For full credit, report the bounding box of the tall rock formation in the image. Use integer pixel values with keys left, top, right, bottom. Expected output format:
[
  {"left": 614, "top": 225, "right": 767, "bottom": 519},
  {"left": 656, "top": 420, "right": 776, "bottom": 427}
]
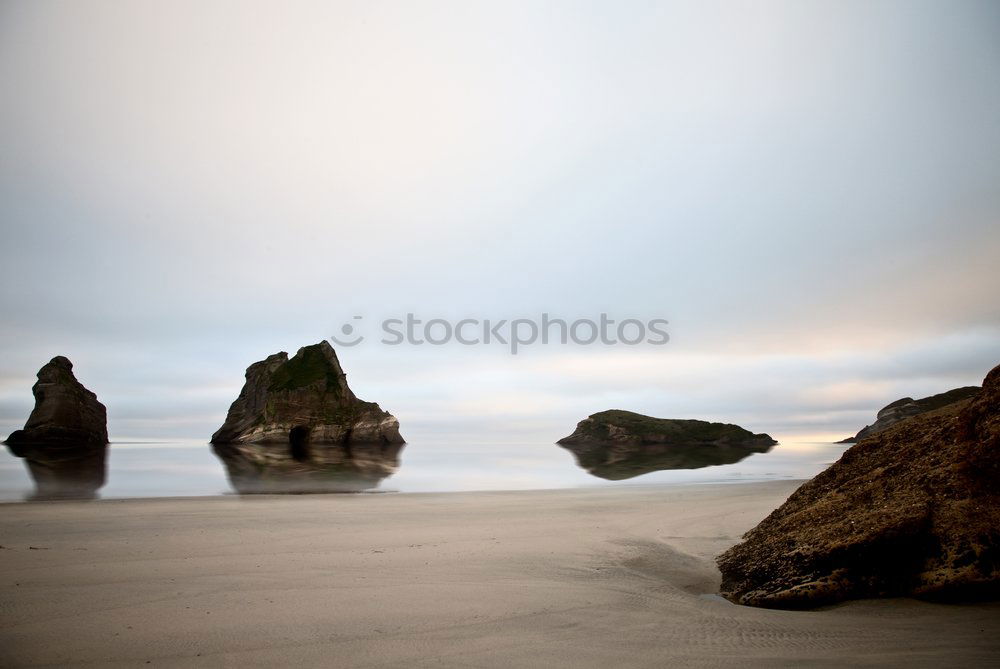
[
  {"left": 210, "top": 341, "right": 404, "bottom": 493},
  {"left": 4, "top": 356, "right": 109, "bottom": 499}
]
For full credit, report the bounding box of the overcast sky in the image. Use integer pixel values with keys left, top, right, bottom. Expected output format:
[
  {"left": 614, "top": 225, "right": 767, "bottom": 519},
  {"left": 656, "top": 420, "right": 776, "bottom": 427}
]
[{"left": 1, "top": 0, "right": 998, "bottom": 442}]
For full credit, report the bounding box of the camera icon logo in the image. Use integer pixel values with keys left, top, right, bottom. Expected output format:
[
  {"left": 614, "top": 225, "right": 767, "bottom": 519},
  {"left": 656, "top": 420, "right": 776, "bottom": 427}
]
[{"left": 329, "top": 316, "right": 364, "bottom": 347}]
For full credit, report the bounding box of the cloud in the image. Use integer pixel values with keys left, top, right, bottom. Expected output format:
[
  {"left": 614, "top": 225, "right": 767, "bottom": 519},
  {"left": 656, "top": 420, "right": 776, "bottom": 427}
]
[{"left": 0, "top": 1, "right": 998, "bottom": 443}]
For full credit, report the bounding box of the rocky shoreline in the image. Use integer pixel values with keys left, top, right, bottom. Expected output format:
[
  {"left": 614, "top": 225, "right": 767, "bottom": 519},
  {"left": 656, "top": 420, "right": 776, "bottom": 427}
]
[{"left": 718, "top": 364, "right": 1000, "bottom": 608}]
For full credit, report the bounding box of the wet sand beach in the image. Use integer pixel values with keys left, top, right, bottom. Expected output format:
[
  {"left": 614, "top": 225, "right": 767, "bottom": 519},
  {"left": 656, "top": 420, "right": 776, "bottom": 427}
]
[{"left": 2, "top": 481, "right": 998, "bottom": 667}]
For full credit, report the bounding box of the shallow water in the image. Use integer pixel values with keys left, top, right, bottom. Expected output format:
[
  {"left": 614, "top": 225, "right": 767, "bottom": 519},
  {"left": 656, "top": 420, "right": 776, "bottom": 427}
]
[{"left": 0, "top": 436, "right": 851, "bottom": 502}]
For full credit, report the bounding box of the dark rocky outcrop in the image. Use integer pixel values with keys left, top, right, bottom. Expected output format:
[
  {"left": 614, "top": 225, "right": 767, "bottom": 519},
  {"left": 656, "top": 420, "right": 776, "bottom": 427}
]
[
  {"left": 839, "top": 386, "right": 980, "bottom": 443},
  {"left": 557, "top": 410, "right": 776, "bottom": 480},
  {"left": 717, "top": 364, "right": 1000, "bottom": 609},
  {"left": 210, "top": 341, "right": 404, "bottom": 493},
  {"left": 4, "top": 356, "right": 109, "bottom": 499}
]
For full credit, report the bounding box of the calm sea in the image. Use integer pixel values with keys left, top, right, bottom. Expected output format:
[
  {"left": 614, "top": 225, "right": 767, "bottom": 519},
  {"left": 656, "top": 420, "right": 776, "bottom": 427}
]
[{"left": 0, "top": 436, "right": 851, "bottom": 502}]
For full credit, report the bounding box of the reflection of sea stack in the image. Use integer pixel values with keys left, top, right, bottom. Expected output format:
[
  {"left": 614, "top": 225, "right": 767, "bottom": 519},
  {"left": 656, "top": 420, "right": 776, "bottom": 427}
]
[
  {"left": 557, "top": 410, "right": 776, "bottom": 480},
  {"left": 4, "top": 356, "right": 109, "bottom": 499},
  {"left": 210, "top": 341, "right": 404, "bottom": 493},
  {"left": 718, "top": 363, "right": 1000, "bottom": 609}
]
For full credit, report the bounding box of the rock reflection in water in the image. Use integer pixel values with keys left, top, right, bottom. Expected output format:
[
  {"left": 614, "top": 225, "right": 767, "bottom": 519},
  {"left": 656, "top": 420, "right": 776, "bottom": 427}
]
[
  {"left": 4, "top": 355, "right": 109, "bottom": 500},
  {"left": 559, "top": 441, "right": 775, "bottom": 481},
  {"left": 212, "top": 440, "right": 404, "bottom": 494},
  {"left": 557, "top": 411, "right": 777, "bottom": 481},
  {"left": 5, "top": 442, "right": 106, "bottom": 500}
]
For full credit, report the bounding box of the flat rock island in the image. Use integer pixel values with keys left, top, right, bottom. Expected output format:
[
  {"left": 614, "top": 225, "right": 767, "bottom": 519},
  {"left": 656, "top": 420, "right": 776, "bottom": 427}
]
[
  {"left": 557, "top": 410, "right": 776, "bottom": 480},
  {"left": 210, "top": 341, "right": 404, "bottom": 493}
]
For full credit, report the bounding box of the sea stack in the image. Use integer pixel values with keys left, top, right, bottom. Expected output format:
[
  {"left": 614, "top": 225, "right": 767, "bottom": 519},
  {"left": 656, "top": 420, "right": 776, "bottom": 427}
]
[
  {"left": 4, "top": 356, "right": 109, "bottom": 499},
  {"left": 210, "top": 341, "right": 404, "bottom": 493},
  {"left": 717, "top": 363, "right": 1000, "bottom": 609},
  {"left": 557, "top": 410, "right": 776, "bottom": 480}
]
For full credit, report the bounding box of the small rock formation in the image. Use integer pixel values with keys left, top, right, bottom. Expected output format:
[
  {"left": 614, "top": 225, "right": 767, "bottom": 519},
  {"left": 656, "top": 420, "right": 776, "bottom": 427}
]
[
  {"left": 4, "top": 356, "right": 109, "bottom": 499},
  {"left": 557, "top": 410, "right": 776, "bottom": 480},
  {"left": 210, "top": 341, "right": 405, "bottom": 493},
  {"left": 839, "top": 386, "right": 980, "bottom": 443},
  {"left": 717, "top": 363, "right": 1000, "bottom": 609}
]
